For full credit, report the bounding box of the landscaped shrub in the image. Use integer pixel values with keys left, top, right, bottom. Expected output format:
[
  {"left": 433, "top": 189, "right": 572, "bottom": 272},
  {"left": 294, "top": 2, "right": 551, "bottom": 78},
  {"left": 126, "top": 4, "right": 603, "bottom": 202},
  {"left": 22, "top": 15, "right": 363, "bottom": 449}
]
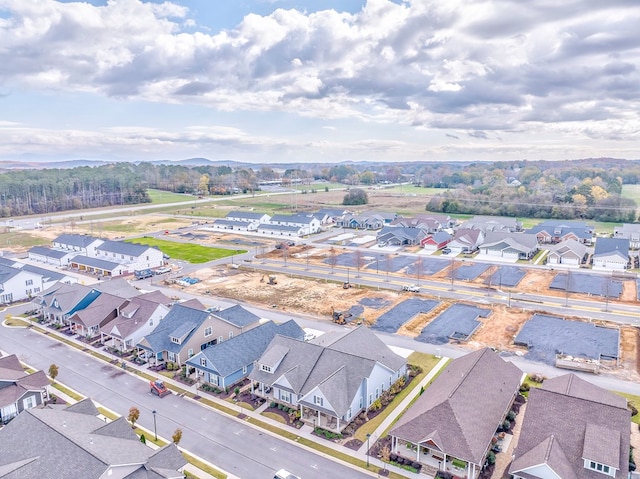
[
  {"left": 628, "top": 403, "right": 638, "bottom": 417},
  {"left": 269, "top": 401, "right": 276, "bottom": 408},
  {"left": 507, "top": 410, "right": 517, "bottom": 421},
  {"left": 519, "top": 383, "right": 530, "bottom": 392},
  {"left": 502, "top": 419, "right": 511, "bottom": 430},
  {"left": 390, "top": 453, "right": 398, "bottom": 462},
  {"left": 486, "top": 451, "right": 496, "bottom": 466},
  {"left": 370, "top": 398, "right": 383, "bottom": 411}
]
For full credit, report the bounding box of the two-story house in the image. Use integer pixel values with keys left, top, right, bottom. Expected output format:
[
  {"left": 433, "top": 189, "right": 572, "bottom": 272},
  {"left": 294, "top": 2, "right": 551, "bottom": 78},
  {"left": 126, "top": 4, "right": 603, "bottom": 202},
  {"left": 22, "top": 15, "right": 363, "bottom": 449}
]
[
  {"left": 186, "top": 319, "right": 304, "bottom": 390},
  {"left": 0, "top": 264, "right": 44, "bottom": 304},
  {"left": 0, "top": 354, "right": 50, "bottom": 424},
  {"left": 137, "top": 303, "right": 261, "bottom": 366},
  {"left": 249, "top": 326, "right": 407, "bottom": 433}
]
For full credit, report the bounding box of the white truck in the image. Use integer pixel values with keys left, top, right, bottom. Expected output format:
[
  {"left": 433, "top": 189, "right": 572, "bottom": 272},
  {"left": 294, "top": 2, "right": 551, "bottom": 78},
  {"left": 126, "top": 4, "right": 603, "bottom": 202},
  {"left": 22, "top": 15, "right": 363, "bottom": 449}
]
[{"left": 402, "top": 284, "right": 420, "bottom": 292}]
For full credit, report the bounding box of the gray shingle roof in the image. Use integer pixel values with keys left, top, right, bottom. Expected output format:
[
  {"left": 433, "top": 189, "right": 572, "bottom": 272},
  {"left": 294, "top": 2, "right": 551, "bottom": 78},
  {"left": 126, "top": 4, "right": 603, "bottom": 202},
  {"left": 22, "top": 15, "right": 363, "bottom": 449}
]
[
  {"left": 0, "top": 400, "right": 185, "bottom": 479},
  {"left": 510, "top": 374, "right": 630, "bottom": 479},
  {"left": 186, "top": 320, "right": 304, "bottom": 377},
  {"left": 389, "top": 348, "right": 522, "bottom": 465},
  {"left": 214, "top": 304, "right": 261, "bottom": 328},
  {"left": 0, "top": 264, "right": 22, "bottom": 283},
  {"left": 226, "top": 210, "right": 266, "bottom": 220},
  {"left": 71, "top": 255, "right": 121, "bottom": 271},
  {"left": 20, "top": 264, "right": 66, "bottom": 282},
  {"left": 97, "top": 240, "right": 153, "bottom": 257},
  {"left": 54, "top": 234, "right": 100, "bottom": 248},
  {"left": 138, "top": 304, "right": 209, "bottom": 354},
  {"left": 250, "top": 326, "right": 406, "bottom": 417},
  {"left": 594, "top": 237, "right": 630, "bottom": 257},
  {"left": 29, "top": 246, "right": 70, "bottom": 259}
]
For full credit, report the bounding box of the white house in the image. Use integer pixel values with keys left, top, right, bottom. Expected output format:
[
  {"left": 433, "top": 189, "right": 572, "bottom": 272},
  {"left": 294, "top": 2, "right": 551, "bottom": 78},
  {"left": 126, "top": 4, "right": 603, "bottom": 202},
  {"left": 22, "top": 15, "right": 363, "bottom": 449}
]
[
  {"left": 0, "top": 264, "right": 43, "bottom": 304},
  {"left": 614, "top": 223, "right": 640, "bottom": 249},
  {"left": 249, "top": 326, "right": 407, "bottom": 432},
  {"left": 52, "top": 234, "right": 103, "bottom": 256},
  {"left": 27, "top": 246, "right": 75, "bottom": 267},
  {"left": 267, "top": 214, "right": 321, "bottom": 235},
  {"left": 94, "top": 240, "right": 164, "bottom": 272},
  {"left": 592, "top": 238, "right": 629, "bottom": 271}
]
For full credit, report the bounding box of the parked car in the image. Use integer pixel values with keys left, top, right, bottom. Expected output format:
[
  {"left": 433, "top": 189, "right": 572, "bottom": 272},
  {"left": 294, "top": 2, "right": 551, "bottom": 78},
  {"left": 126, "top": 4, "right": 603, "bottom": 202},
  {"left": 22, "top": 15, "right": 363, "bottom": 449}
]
[
  {"left": 134, "top": 269, "right": 154, "bottom": 280},
  {"left": 442, "top": 247, "right": 451, "bottom": 254},
  {"left": 155, "top": 266, "right": 171, "bottom": 275},
  {"left": 274, "top": 470, "right": 300, "bottom": 479}
]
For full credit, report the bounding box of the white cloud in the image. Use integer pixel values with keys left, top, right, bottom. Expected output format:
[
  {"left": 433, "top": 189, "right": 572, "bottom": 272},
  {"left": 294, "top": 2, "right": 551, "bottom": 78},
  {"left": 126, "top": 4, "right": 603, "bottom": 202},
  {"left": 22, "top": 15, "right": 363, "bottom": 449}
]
[{"left": 0, "top": 0, "right": 639, "bottom": 161}]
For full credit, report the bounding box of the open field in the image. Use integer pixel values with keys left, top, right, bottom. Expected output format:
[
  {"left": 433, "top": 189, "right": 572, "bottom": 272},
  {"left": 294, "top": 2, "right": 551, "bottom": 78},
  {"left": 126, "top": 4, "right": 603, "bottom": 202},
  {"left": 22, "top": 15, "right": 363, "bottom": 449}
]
[
  {"left": 147, "top": 189, "right": 198, "bottom": 204},
  {"left": 126, "top": 236, "right": 246, "bottom": 263}
]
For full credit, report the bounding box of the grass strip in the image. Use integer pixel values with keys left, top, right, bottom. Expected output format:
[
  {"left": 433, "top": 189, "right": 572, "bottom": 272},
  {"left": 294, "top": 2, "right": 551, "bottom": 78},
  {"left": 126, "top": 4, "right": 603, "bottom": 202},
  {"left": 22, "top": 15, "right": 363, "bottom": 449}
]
[
  {"left": 354, "top": 353, "right": 442, "bottom": 442},
  {"left": 182, "top": 453, "right": 227, "bottom": 479},
  {"left": 52, "top": 382, "right": 84, "bottom": 401}
]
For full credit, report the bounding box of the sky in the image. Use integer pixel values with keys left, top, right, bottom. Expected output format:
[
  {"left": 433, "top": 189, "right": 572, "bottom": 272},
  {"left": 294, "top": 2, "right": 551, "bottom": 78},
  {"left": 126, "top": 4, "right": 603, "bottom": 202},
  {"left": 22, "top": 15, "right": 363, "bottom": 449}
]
[{"left": 0, "top": 0, "right": 639, "bottom": 165}]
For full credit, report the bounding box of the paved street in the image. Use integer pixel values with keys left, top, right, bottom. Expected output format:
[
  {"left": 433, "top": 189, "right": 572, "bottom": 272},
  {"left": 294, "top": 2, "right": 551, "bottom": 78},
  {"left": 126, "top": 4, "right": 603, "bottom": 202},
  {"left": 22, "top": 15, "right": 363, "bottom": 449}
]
[{"left": 0, "top": 315, "right": 373, "bottom": 479}]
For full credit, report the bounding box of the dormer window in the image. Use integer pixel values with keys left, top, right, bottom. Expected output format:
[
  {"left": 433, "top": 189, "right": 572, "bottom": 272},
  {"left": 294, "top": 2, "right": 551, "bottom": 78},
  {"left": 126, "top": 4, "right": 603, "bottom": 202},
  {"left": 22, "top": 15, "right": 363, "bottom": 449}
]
[
  {"left": 200, "top": 358, "right": 206, "bottom": 367},
  {"left": 585, "top": 461, "right": 612, "bottom": 476},
  {"left": 260, "top": 364, "right": 272, "bottom": 373},
  {"left": 170, "top": 336, "right": 180, "bottom": 344}
]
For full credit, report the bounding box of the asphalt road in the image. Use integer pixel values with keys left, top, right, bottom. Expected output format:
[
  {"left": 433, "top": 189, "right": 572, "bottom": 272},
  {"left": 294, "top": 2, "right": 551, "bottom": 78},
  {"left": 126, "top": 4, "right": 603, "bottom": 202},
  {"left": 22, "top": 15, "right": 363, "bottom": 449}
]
[{"left": 0, "top": 311, "right": 371, "bottom": 479}]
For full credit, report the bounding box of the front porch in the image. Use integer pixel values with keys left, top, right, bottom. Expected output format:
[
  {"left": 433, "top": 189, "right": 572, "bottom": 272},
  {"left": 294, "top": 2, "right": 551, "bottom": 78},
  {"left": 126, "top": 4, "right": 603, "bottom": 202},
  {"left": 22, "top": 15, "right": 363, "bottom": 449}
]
[{"left": 391, "top": 438, "right": 479, "bottom": 479}]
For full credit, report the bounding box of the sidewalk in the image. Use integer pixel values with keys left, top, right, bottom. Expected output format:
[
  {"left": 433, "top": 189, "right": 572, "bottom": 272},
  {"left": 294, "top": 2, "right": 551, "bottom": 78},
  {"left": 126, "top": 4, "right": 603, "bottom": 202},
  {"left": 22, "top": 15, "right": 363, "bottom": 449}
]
[{"left": 12, "top": 317, "right": 451, "bottom": 479}]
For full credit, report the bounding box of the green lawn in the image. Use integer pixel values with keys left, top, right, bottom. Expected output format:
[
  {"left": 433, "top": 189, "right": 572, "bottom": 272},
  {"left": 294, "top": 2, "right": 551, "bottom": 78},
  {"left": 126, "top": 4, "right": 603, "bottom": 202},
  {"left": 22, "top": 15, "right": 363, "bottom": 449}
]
[
  {"left": 382, "top": 185, "right": 448, "bottom": 196},
  {"left": 0, "top": 230, "right": 50, "bottom": 248},
  {"left": 615, "top": 392, "right": 640, "bottom": 425},
  {"left": 147, "top": 189, "right": 197, "bottom": 204},
  {"left": 126, "top": 237, "right": 246, "bottom": 263}
]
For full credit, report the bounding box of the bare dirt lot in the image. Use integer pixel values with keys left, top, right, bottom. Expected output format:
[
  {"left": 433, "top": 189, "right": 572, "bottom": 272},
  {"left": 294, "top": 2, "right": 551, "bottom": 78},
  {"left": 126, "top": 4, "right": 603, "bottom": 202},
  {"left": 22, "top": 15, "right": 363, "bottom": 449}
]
[{"left": 166, "top": 255, "right": 640, "bottom": 381}]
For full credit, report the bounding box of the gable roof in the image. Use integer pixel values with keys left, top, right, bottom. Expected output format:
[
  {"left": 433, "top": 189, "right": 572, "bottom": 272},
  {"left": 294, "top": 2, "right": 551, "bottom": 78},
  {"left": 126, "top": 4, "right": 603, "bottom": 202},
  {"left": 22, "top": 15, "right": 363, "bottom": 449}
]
[
  {"left": 594, "top": 238, "right": 630, "bottom": 258},
  {"left": 481, "top": 232, "right": 538, "bottom": 251},
  {"left": 0, "top": 400, "right": 186, "bottom": 479},
  {"left": 225, "top": 210, "right": 267, "bottom": 220},
  {"left": 186, "top": 320, "right": 304, "bottom": 377},
  {"left": 96, "top": 240, "right": 155, "bottom": 257},
  {"left": 510, "top": 374, "right": 629, "bottom": 479},
  {"left": 67, "top": 293, "right": 126, "bottom": 329},
  {"left": 250, "top": 326, "right": 406, "bottom": 417},
  {"left": 53, "top": 234, "right": 101, "bottom": 248},
  {"left": 138, "top": 304, "right": 209, "bottom": 353},
  {"left": 389, "top": 348, "right": 522, "bottom": 465},
  {"left": 551, "top": 238, "right": 587, "bottom": 258},
  {"left": 28, "top": 246, "right": 71, "bottom": 259},
  {"left": 214, "top": 304, "right": 261, "bottom": 328},
  {"left": 0, "top": 355, "right": 49, "bottom": 409}
]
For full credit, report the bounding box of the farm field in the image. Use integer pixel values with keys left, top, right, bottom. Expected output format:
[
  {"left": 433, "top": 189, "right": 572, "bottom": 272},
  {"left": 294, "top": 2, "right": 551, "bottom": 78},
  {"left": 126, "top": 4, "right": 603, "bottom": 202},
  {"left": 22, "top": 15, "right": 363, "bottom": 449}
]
[{"left": 126, "top": 236, "right": 246, "bottom": 263}]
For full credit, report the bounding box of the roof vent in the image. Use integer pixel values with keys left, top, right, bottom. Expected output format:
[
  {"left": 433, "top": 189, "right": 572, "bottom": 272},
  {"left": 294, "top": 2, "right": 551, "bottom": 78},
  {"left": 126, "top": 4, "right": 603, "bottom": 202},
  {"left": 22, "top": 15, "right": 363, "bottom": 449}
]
[{"left": 63, "top": 421, "right": 66, "bottom": 427}]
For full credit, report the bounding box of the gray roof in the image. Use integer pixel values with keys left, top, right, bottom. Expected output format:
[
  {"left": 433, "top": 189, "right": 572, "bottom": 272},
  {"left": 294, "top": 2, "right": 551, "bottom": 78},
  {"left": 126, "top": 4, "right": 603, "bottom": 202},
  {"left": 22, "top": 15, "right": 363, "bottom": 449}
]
[
  {"left": 214, "top": 219, "right": 252, "bottom": 228},
  {"left": 258, "top": 224, "right": 301, "bottom": 232},
  {"left": 0, "top": 264, "right": 22, "bottom": 283},
  {"left": 214, "top": 304, "right": 261, "bottom": 328},
  {"left": 462, "top": 216, "right": 521, "bottom": 232},
  {"left": 138, "top": 304, "right": 209, "bottom": 354},
  {"left": 510, "top": 374, "right": 630, "bottom": 479},
  {"left": 29, "top": 246, "right": 70, "bottom": 259},
  {"left": 71, "top": 255, "right": 121, "bottom": 271},
  {"left": 97, "top": 240, "right": 154, "bottom": 257},
  {"left": 226, "top": 210, "right": 266, "bottom": 220},
  {"left": 92, "top": 278, "right": 141, "bottom": 299},
  {"left": 67, "top": 293, "right": 127, "bottom": 329},
  {"left": 428, "top": 231, "right": 453, "bottom": 243},
  {"left": 54, "top": 234, "right": 101, "bottom": 248},
  {"left": 389, "top": 348, "right": 522, "bottom": 465},
  {"left": 270, "top": 213, "right": 316, "bottom": 224},
  {"left": 0, "top": 400, "right": 186, "bottom": 479},
  {"left": 20, "top": 264, "right": 66, "bottom": 282},
  {"left": 594, "top": 237, "right": 630, "bottom": 257},
  {"left": 0, "top": 355, "right": 49, "bottom": 409},
  {"left": 481, "top": 231, "right": 539, "bottom": 252},
  {"left": 250, "top": 326, "right": 406, "bottom": 417},
  {"left": 551, "top": 239, "right": 588, "bottom": 258},
  {"left": 186, "top": 320, "right": 304, "bottom": 377},
  {"left": 37, "top": 283, "right": 95, "bottom": 314},
  {"left": 526, "top": 224, "right": 593, "bottom": 241}
]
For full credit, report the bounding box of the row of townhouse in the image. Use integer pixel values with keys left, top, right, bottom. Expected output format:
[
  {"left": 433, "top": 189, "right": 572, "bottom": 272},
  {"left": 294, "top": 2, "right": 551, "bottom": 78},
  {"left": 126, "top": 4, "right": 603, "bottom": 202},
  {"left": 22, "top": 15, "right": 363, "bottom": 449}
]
[
  {"left": 388, "top": 348, "right": 631, "bottom": 479},
  {"left": 212, "top": 210, "right": 326, "bottom": 237},
  {"left": 27, "top": 233, "right": 164, "bottom": 277}
]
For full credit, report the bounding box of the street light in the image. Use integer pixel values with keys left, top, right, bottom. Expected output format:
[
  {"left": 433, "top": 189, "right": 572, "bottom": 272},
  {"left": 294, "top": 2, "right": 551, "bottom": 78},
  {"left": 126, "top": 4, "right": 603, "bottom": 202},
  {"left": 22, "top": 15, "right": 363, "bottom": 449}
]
[
  {"left": 366, "top": 433, "right": 371, "bottom": 467},
  {"left": 152, "top": 410, "right": 157, "bottom": 441}
]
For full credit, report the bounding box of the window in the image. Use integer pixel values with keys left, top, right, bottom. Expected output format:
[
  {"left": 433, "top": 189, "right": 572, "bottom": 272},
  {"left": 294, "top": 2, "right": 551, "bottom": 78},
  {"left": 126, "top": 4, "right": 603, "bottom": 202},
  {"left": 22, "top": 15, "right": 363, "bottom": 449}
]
[
  {"left": 204, "top": 327, "right": 212, "bottom": 337},
  {"left": 168, "top": 352, "right": 176, "bottom": 361},
  {"left": 200, "top": 358, "right": 207, "bottom": 367},
  {"left": 369, "top": 394, "right": 373, "bottom": 405},
  {"left": 587, "top": 461, "right": 612, "bottom": 475},
  {"left": 242, "top": 365, "right": 247, "bottom": 374},
  {"left": 170, "top": 336, "right": 180, "bottom": 344},
  {"left": 359, "top": 397, "right": 363, "bottom": 409},
  {"left": 218, "top": 335, "right": 223, "bottom": 343},
  {"left": 314, "top": 396, "right": 323, "bottom": 406},
  {"left": 188, "top": 349, "right": 194, "bottom": 358},
  {"left": 25, "top": 279, "right": 33, "bottom": 286},
  {"left": 23, "top": 395, "right": 36, "bottom": 409},
  {"left": 261, "top": 364, "right": 272, "bottom": 373},
  {"left": 229, "top": 331, "right": 234, "bottom": 339},
  {"left": 280, "top": 391, "right": 290, "bottom": 403},
  {"left": 375, "top": 388, "right": 379, "bottom": 399}
]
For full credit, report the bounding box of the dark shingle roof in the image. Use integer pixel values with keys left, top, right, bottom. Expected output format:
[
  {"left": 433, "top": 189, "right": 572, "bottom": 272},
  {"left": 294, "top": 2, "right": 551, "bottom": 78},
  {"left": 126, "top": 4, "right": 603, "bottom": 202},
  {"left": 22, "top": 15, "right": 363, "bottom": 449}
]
[
  {"left": 54, "top": 234, "right": 100, "bottom": 248},
  {"left": 138, "top": 304, "right": 209, "bottom": 354},
  {"left": 389, "top": 348, "right": 522, "bottom": 465},
  {"left": 214, "top": 304, "right": 261, "bottom": 328},
  {"left": 0, "top": 400, "right": 186, "bottom": 479},
  {"left": 510, "top": 374, "right": 630, "bottom": 479},
  {"left": 29, "top": 246, "right": 70, "bottom": 259},
  {"left": 186, "top": 320, "right": 304, "bottom": 377},
  {"left": 97, "top": 240, "right": 152, "bottom": 257}
]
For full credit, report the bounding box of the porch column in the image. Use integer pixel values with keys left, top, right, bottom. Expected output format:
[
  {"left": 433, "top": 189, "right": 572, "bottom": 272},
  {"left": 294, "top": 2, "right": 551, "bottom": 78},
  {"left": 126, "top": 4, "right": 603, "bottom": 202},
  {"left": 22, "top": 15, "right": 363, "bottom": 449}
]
[
  {"left": 416, "top": 446, "right": 419, "bottom": 461},
  {"left": 443, "top": 453, "right": 447, "bottom": 469},
  {"left": 336, "top": 417, "right": 340, "bottom": 432}
]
